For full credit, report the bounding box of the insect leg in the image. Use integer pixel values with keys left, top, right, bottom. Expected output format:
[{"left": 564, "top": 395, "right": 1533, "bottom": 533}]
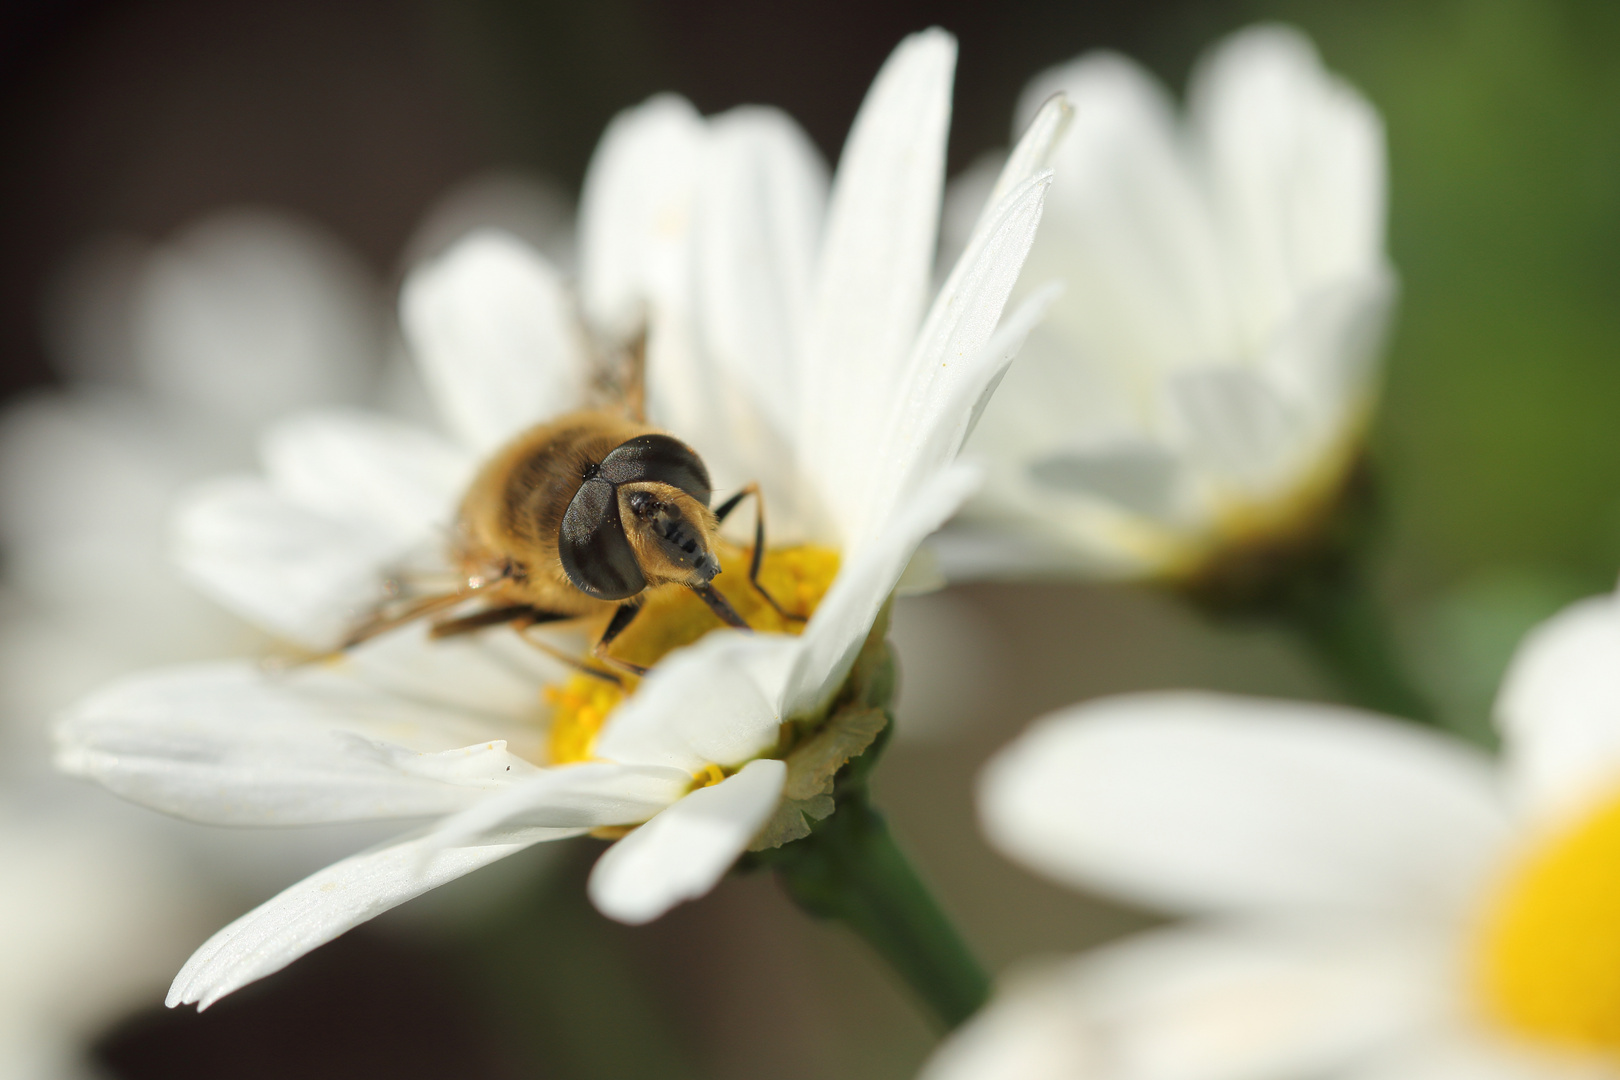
[
  {"left": 712, "top": 482, "right": 805, "bottom": 623},
  {"left": 430, "top": 604, "right": 570, "bottom": 640},
  {"left": 591, "top": 602, "right": 649, "bottom": 677},
  {"left": 691, "top": 582, "right": 751, "bottom": 630},
  {"left": 513, "top": 617, "right": 625, "bottom": 686}
]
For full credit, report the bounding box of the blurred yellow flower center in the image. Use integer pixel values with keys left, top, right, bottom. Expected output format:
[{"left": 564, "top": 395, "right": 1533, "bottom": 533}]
[
  {"left": 545, "top": 543, "right": 840, "bottom": 766},
  {"left": 1478, "top": 791, "right": 1620, "bottom": 1050}
]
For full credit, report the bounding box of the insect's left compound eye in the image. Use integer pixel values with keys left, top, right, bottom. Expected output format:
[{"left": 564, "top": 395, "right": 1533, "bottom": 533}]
[{"left": 558, "top": 476, "right": 647, "bottom": 600}]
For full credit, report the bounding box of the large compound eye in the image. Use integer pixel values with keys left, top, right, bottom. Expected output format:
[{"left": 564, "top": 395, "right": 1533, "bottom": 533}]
[
  {"left": 558, "top": 477, "right": 647, "bottom": 600},
  {"left": 595, "top": 434, "right": 712, "bottom": 507}
]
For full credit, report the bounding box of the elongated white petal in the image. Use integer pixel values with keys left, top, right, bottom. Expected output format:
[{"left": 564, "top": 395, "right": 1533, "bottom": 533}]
[
  {"left": 1190, "top": 25, "right": 1386, "bottom": 330},
  {"left": 981, "top": 692, "right": 1510, "bottom": 918},
  {"left": 1016, "top": 51, "right": 1232, "bottom": 378},
  {"left": 984, "top": 93, "right": 1071, "bottom": 213},
  {"left": 803, "top": 29, "right": 955, "bottom": 540},
  {"left": 168, "top": 824, "right": 569, "bottom": 1010},
  {"left": 687, "top": 106, "right": 825, "bottom": 441},
  {"left": 174, "top": 476, "right": 399, "bottom": 648},
  {"left": 587, "top": 758, "right": 784, "bottom": 924},
  {"left": 923, "top": 920, "right": 1447, "bottom": 1080},
  {"left": 1343, "top": 1028, "right": 1616, "bottom": 1080},
  {"left": 426, "top": 762, "right": 691, "bottom": 852},
  {"left": 55, "top": 662, "right": 533, "bottom": 824},
  {"left": 260, "top": 409, "right": 474, "bottom": 545},
  {"left": 650, "top": 106, "right": 829, "bottom": 540},
  {"left": 1496, "top": 591, "right": 1620, "bottom": 826},
  {"left": 783, "top": 463, "right": 981, "bottom": 719},
  {"left": 400, "top": 230, "right": 588, "bottom": 453},
  {"left": 593, "top": 631, "right": 784, "bottom": 772},
  {"left": 578, "top": 94, "right": 705, "bottom": 339},
  {"left": 864, "top": 173, "right": 1051, "bottom": 533}
]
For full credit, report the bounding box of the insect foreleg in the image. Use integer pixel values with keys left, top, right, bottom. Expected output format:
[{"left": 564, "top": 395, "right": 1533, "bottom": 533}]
[{"left": 712, "top": 482, "right": 805, "bottom": 623}]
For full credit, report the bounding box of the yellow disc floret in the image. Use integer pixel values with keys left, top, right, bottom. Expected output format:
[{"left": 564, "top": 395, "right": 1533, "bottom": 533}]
[
  {"left": 545, "top": 676, "right": 625, "bottom": 765},
  {"left": 604, "top": 542, "right": 839, "bottom": 672},
  {"left": 543, "top": 544, "right": 840, "bottom": 765},
  {"left": 1478, "top": 791, "right": 1620, "bottom": 1050}
]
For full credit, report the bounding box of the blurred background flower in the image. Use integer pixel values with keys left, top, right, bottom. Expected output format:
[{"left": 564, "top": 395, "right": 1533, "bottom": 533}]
[
  {"left": 927, "top": 582, "right": 1620, "bottom": 1080},
  {"left": 940, "top": 24, "right": 1391, "bottom": 584},
  {"left": 5, "top": 1, "right": 1620, "bottom": 1078}
]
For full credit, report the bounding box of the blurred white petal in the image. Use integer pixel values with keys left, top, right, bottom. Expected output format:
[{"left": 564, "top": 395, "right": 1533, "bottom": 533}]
[
  {"left": 261, "top": 409, "right": 474, "bottom": 544},
  {"left": 174, "top": 476, "right": 398, "bottom": 648},
  {"left": 579, "top": 94, "right": 706, "bottom": 339},
  {"left": 133, "top": 210, "right": 384, "bottom": 422},
  {"left": 1495, "top": 591, "right": 1620, "bottom": 826},
  {"left": 587, "top": 758, "right": 785, "bottom": 924},
  {"left": 400, "top": 230, "right": 589, "bottom": 452},
  {"left": 1344, "top": 1028, "right": 1617, "bottom": 1080},
  {"left": 959, "top": 26, "right": 1390, "bottom": 577},
  {"left": 924, "top": 921, "right": 1448, "bottom": 1080},
  {"left": 980, "top": 692, "right": 1510, "bottom": 918}
]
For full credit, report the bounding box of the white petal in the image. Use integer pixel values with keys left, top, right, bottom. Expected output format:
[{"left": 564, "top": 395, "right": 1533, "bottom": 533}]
[
  {"left": 690, "top": 106, "right": 826, "bottom": 439},
  {"left": 983, "top": 93, "right": 1072, "bottom": 229},
  {"left": 133, "top": 211, "right": 384, "bottom": 422},
  {"left": 924, "top": 920, "right": 1448, "bottom": 1080},
  {"left": 801, "top": 29, "right": 955, "bottom": 538},
  {"left": 399, "top": 230, "right": 588, "bottom": 453},
  {"left": 647, "top": 106, "right": 829, "bottom": 541},
  {"left": 1015, "top": 51, "right": 1232, "bottom": 380},
  {"left": 1495, "top": 591, "right": 1620, "bottom": 826},
  {"left": 1345, "top": 1028, "right": 1617, "bottom": 1080},
  {"left": 587, "top": 758, "right": 784, "bottom": 924},
  {"left": 168, "top": 823, "right": 569, "bottom": 1010},
  {"left": 260, "top": 409, "right": 474, "bottom": 545},
  {"left": 592, "top": 631, "right": 784, "bottom": 772},
  {"left": 173, "top": 476, "right": 397, "bottom": 647},
  {"left": 782, "top": 463, "right": 982, "bottom": 719},
  {"left": 1166, "top": 365, "right": 1305, "bottom": 494},
  {"left": 980, "top": 692, "right": 1510, "bottom": 918},
  {"left": 340, "top": 620, "right": 562, "bottom": 727},
  {"left": 55, "top": 661, "right": 533, "bottom": 824},
  {"left": 578, "top": 94, "right": 706, "bottom": 339},
  {"left": 860, "top": 173, "right": 1051, "bottom": 534},
  {"left": 426, "top": 762, "right": 691, "bottom": 851},
  {"left": 1190, "top": 25, "right": 1387, "bottom": 334}
]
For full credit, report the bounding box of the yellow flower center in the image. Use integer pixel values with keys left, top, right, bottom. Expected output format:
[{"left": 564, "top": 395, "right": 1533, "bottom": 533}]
[
  {"left": 1478, "top": 791, "right": 1620, "bottom": 1051},
  {"left": 545, "top": 543, "right": 840, "bottom": 766}
]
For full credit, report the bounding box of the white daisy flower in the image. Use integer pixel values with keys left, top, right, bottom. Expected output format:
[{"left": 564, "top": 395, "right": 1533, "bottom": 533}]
[
  {"left": 0, "top": 210, "right": 388, "bottom": 1074},
  {"left": 55, "top": 29, "right": 1063, "bottom": 1011},
  {"left": 937, "top": 24, "right": 1395, "bottom": 582},
  {"left": 925, "top": 584, "right": 1620, "bottom": 1080}
]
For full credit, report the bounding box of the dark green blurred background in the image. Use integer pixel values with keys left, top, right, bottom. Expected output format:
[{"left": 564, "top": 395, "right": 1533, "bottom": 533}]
[{"left": 2, "top": 1, "right": 1617, "bottom": 1076}]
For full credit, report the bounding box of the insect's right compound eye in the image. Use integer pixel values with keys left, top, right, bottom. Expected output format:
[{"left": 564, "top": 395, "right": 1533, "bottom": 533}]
[{"left": 558, "top": 477, "right": 648, "bottom": 601}]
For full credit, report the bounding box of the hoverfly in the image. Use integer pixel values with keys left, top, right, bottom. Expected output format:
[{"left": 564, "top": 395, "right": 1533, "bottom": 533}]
[{"left": 334, "top": 349, "right": 798, "bottom": 680}]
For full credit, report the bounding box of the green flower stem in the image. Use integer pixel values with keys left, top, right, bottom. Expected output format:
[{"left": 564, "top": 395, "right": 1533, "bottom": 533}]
[
  {"left": 768, "top": 793, "right": 990, "bottom": 1030},
  {"left": 1271, "top": 560, "right": 1438, "bottom": 725},
  {"left": 1184, "top": 465, "right": 1438, "bottom": 727}
]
